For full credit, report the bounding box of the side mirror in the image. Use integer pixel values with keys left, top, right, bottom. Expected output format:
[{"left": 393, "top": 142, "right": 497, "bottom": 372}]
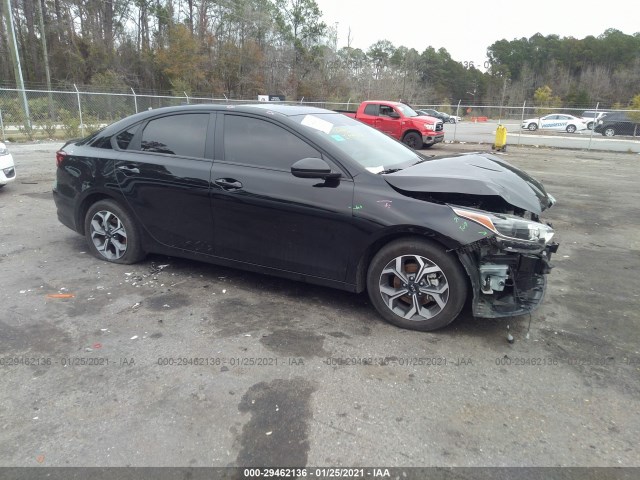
[
  {"left": 291, "top": 158, "right": 341, "bottom": 179},
  {"left": 388, "top": 111, "right": 400, "bottom": 119}
]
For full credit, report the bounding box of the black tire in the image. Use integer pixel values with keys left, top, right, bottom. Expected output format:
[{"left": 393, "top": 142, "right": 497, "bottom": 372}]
[
  {"left": 587, "top": 122, "right": 594, "bottom": 130},
  {"left": 566, "top": 124, "right": 577, "bottom": 133},
  {"left": 423, "top": 143, "right": 434, "bottom": 149},
  {"left": 528, "top": 123, "right": 538, "bottom": 131},
  {"left": 366, "top": 238, "right": 468, "bottom": 331},
  {"left": 403, "top": 132, "right": 423, "bottom": 150},
  {"left": 603, "top": 127, "right": 615, "bottom": 137},
  {"left": 84, "top": 199, "right": 145, "bottom": 264},
  {"left": 449, "top": 118, "right": 456, "bottom": 124}
]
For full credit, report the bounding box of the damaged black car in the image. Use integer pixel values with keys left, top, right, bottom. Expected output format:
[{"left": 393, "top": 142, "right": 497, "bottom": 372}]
[{"left": 53, "top": 104, "right": 558, "bottom": 331}]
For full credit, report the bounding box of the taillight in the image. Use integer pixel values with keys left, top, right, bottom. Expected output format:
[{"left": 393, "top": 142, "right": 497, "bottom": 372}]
[{"left": 55, "top": 150, "right": 67, "bottom": 167}]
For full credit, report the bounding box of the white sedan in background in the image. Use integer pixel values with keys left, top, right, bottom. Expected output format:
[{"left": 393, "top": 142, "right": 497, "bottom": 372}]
[
  {"left": 521, "top": 114, "right": 588, "bottom": 133},
  {"left": 0, "top": 142, "right": 17, "bottom": 188}
]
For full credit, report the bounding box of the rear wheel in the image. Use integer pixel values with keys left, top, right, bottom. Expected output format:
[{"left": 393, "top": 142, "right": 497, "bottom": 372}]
[
  {"left": 366, "top": 238, "right": 468, "bottom": 331},
  {"left": 84, "top": 199, "right": 145, "bottom": 264},
  {"left": 403, "top": 132, "right": 423, "bottom": 150},
  {"left": 566, "top": 124, "right": 577, "bottom": 133},
  {"left": 449, "top": 118, "right": 456, "bottom": 124},
  {"left": 528, "top": 123, "right": 538, "bottom": 131},
  {"left": 587, "top": 122, "right": 594, "bottom": 130},
  {"left": 603, "top": 127, "right": 616, "bottom": 137}
]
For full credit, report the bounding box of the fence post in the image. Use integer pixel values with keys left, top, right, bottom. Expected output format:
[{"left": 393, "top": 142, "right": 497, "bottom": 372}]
[
  {"left": 453, "top": 99, "right": 461, "bottom": 142},
  {"left": 131, "top": 87, "right": 138, "bottom": 113},
  {"left": 0, "top": 109, "right": 5, "bottom": 142},
  {"left": 587, "top": 102, "right": 599, "bottom": 151},
  {"left": 518, "top": 101, "right": 526, "bottom": 146},
  {"left": 184, "top": 91, "right": 189, "bottom": 104},
  {"left": 74, "top": 84, "right": 85, "bottom": 137}
]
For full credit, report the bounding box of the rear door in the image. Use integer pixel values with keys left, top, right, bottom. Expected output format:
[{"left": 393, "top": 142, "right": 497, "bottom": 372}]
[
  {"left": 358, "top": 103, "right": 380, "bottom": 128},
  {"left": 210, "top": 113, "right": 355, "bottom": 282},
  {"left": 113, "top": 112, "right": 216, "bottom": 253}
]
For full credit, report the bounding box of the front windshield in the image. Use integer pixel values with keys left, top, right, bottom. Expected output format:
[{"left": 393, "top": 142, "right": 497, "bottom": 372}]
[
  {"left": 395, "top": 104, "right": 419, "bottom": 117},
  {"left": 292, "top": 113, "right": 421, "bottom": 172}
]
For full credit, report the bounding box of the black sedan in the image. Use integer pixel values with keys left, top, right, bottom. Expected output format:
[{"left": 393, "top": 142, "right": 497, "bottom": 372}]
[
  {"left": 53, "top": 104, "right": 559, "bottom": 331},
  {"left": 594, "top": 112, "right": 640, "bottom": 137},
  {"left": 416, "top": 108, "right": 453, "bottom": 124}
]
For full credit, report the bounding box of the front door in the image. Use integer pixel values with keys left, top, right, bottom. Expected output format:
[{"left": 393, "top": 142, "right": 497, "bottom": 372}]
[{"left": 211, "top": 113, "right": 355, "bottom": 282}]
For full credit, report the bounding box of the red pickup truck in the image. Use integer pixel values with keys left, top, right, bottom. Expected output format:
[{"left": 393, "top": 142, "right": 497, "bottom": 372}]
[{"left": 338, "top": 100, "right": 444, "bottom": 149}]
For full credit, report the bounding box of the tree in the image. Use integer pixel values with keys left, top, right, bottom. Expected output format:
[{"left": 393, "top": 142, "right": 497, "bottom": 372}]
[
  {"left": 155, "top": 23, "right": 205, "bottom": 94},
  {"left": 533, "top": 85, "right": 561, "bottom": 115}
]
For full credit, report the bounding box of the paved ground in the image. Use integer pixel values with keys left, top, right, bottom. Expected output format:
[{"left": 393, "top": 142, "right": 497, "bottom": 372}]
[{"left": 0, "top": 141, "right": 639, "bottom": 469}]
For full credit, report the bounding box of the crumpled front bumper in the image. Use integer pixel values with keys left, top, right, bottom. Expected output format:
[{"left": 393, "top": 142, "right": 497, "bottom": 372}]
[{"left": 457, "top": 237, "right": 559, "bottom": 318}]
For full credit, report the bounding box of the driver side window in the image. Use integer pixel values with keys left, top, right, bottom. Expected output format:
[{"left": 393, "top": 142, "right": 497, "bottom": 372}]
[{"left": 379, "top": 105, "right": 396, "bottom": 117}]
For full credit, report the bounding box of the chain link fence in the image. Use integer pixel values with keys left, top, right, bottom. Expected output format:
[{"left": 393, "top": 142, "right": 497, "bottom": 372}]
[{"left": 1, "top": 87, "right": 639, "bottom": 152}]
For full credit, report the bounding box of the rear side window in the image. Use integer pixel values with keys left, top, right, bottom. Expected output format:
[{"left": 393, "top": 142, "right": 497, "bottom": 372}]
[
  {"left": 223, "top": 115, "right": 320, "bottom": 170},
  {"left": 116, "top": 124, "right": 140, "bottom": 150},
  {"left": 363, "top": 104, "right": 379, "bottom": 116},
  {"left": 138, "top": 114, "right": 209, "bottom": 158}
]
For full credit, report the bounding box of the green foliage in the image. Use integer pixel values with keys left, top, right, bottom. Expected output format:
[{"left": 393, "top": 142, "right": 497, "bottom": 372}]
[
  {"left": 534, "top": 86, "right": 562, "bottom": 115},
  {"left": 83, "top": 115, "right": 103, "bottom": 135},
  {"left": 60, "top": 110, "right": 80, "bottom": 138},
  {"left": 38, "top": 119, "right": 57, "bottom": 138},
  {"left": 18, "top": 123, "right": 35, "bottom": 141},
  {"left": 628, "top": 94, "right": 640, "bottom": 122}
]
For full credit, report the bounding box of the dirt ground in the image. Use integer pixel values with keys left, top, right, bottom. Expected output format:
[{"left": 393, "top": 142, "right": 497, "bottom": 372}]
[{"left": 0, "top": 141, "right": 638, "bottom": 471}]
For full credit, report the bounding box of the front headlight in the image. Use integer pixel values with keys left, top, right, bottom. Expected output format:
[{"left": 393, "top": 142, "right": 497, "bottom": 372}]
[
  {"left": 452, "top": 207, "right": 554, "bottom": 244},
  {"left": 0, "top": 146, "right": 8, "bottom": 156}
]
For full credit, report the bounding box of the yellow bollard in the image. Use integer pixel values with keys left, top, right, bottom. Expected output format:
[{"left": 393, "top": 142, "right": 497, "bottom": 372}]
[{"left": 493, "top": 124, "right": 507, "bottom": 152}]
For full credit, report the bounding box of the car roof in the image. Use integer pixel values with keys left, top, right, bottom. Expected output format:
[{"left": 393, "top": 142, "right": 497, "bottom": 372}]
[{"left": 96, "top": 103, "right": 334, "bottom": 137}]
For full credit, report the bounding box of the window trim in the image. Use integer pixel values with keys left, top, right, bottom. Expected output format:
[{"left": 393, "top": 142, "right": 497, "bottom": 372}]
[{"left": 110, "top": 112, "right": 215, "bottom": 161}]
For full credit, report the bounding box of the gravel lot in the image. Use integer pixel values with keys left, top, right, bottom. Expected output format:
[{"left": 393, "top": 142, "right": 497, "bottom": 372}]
[{"left": 0, "top": 141, "right": 639, "bottom": 470}]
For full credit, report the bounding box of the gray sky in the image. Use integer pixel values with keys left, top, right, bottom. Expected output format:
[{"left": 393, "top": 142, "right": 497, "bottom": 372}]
[{"left": 315, "top": 0, "right": 639, "bottom": 69}]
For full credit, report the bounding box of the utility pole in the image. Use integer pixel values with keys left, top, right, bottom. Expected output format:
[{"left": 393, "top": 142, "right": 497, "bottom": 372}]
[
  {"left": 35, "top": 0, "right": 54, "bottom": 118},
  {"left": 3, "top": 0, "right": 31, "bottom": 128}
]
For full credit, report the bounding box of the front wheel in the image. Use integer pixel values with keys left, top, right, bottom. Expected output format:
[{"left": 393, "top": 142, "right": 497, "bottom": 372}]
[
  {"left": 84, "top": 199, "right": 145, "bottom": 264},
  {"left": 566, "top": 124, "right": 577, "bottom": 133},
  {"left": 449, "top": 118, "right": 456, "bottom": 124},
  {"left": 603, "top": 127, "right": 616, "bottom": 137},
  {"left": 366, "top": 238, "right": 468, "bottom": 331},
  {"left": 402, "top": 132, "right": 423, "bottom": 150},
  {"left": 587, "top": 122, "right": 594, "bottom": 130},
  {"left": 527, "top": 123, "right": 538, "bottom": 131}
]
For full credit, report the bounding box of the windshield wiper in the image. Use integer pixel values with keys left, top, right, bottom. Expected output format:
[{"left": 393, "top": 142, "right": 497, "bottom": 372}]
[{"left": 378, "top": 168, "right": 403, "bottom": 174}]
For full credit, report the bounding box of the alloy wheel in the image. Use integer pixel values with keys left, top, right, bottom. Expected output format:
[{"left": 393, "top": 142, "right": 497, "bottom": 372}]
[
  {"left": 378, "top": 254, "right": 449, "bottom": 321},
  {"left": 90, "top": 210, "right": 128, "bottom": 260}
]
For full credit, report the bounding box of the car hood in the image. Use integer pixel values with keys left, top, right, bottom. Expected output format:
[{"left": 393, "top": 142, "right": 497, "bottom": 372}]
[{"left": 383, "top": 153, "right": 554, "bottom": 214}]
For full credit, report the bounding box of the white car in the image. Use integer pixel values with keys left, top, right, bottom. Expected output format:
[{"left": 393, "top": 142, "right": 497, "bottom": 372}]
[
  {"left": 449, "top": 115, "right": 462, "bottom": 124},
  {"left": 521, "top": 114, "right": 588, "bottom": 133},
  {"left": 0, "top": 142, "right": 17, "bottom": 188},
  {"left": 580, "top": 110, "right": 608, "bottom": 130}
]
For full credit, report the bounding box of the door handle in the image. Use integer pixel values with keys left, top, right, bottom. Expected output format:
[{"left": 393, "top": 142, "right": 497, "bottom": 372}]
[
  {"left": 117, "top": 165, "right": 140, "bottom": 174},
  {"left": 214, "top": 178, "right": 243, "bottom": 190}
]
